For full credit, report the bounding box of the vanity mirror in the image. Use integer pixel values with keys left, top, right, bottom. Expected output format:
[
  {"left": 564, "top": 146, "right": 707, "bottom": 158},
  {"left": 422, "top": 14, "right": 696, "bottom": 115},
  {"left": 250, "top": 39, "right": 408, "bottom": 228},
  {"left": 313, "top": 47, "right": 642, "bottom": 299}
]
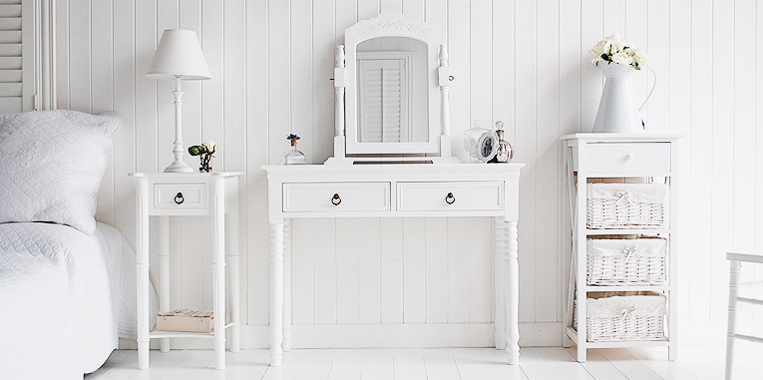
[{"left": 326, "top": 12, "right": 459, "bottom": 164}]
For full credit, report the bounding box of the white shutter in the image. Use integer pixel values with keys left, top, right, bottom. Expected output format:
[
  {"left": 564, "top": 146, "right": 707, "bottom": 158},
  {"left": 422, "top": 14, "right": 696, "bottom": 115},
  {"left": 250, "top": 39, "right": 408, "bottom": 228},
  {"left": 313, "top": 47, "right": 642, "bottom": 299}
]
[
  {"left": 357, "top": 52, "right": 412, "bottom": 143},
  {"left": 0, "top": 0, "right": 34, "bottom": 114}
]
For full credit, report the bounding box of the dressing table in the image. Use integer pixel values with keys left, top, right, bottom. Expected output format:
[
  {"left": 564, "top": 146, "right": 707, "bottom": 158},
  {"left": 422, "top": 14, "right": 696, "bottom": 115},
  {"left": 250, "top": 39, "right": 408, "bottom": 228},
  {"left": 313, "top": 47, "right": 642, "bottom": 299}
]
[{"left": 263, "top": 12, "right": 523, "bottom": 367}]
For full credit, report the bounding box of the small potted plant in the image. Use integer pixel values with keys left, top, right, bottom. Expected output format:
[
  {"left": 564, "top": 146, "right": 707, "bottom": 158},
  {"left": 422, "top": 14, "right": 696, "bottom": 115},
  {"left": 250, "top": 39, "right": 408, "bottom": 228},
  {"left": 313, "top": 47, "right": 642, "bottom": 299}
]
[{"left": 188, "top": 140, "right": 216, "bottom": 173}]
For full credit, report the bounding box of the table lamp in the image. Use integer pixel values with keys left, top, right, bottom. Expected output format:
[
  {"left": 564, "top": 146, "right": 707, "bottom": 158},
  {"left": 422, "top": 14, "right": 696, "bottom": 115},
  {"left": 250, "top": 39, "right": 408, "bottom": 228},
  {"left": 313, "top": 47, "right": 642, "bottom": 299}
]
[{"left": 147, "top": 29, "right": 211, "bottom": 173}]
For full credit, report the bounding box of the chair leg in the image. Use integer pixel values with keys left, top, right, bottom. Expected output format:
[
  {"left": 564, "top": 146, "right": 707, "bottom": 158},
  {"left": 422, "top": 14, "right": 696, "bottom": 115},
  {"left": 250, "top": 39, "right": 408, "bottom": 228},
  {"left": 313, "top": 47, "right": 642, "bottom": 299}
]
[{"left": 725, "top": 259, "right": 741, "bottom": 380}]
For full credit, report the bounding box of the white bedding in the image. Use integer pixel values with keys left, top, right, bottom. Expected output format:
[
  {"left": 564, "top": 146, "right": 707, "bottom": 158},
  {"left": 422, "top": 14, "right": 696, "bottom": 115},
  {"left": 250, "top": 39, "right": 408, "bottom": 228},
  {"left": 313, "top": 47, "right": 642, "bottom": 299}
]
[{"left": 0, "top": 222, "right": 155, "bottom": 380}]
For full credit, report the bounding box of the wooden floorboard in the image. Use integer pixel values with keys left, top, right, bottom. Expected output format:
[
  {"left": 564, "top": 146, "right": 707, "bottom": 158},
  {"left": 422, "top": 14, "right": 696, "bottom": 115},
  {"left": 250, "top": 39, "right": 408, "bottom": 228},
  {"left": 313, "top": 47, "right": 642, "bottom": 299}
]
[
  {"left": 597, "top": 348, "right": 664, "bottom": 380},
  {"left": 86, "top": 344, "right": 760, "bottom": 380},
  {"left": 326, "top": 349, "right": 363, "bottom": 380},
  {"left": 422, "top": 350, "right": 460, "bottom": 380},
  {"left": 578, "top": 349, "right": 630, "bottom": 380},
  {"left": 451, "top": 348, "right": 528, "bottom": 380}
]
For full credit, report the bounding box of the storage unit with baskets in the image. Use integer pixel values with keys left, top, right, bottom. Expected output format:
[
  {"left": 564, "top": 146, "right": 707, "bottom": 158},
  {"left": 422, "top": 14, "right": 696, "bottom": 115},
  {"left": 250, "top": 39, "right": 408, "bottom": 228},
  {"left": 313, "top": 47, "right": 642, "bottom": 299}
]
[{"left": 561, "top": 134, "right": 679, "bottom": 362}]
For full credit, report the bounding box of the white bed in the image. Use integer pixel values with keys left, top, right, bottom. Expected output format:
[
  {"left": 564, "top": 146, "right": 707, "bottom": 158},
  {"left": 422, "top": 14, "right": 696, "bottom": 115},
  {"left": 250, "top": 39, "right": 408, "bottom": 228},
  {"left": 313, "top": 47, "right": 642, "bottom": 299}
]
[
  {"left": 0, "top": 110, "right": 155, "bottom": 379},
  {"left": 0, "top": 222, "right": 155, "bottom": 379}
]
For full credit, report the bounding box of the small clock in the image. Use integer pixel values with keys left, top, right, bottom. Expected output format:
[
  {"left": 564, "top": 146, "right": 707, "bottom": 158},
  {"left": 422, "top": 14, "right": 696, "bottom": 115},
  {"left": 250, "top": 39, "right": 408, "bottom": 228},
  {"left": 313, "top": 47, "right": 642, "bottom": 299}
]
[{"left": 464, "top": 121, "right": 498, "bottom": 163}]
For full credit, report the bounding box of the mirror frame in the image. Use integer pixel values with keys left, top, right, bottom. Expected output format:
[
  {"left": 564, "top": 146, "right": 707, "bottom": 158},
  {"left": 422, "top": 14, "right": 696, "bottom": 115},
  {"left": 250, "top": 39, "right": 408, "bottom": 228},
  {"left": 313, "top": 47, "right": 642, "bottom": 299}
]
[
  {"left": 345, "top": 13, "right": 440, "bottom": 154},
  {"left": 327, "top": 12, "right": 456, "bottom": 164}
]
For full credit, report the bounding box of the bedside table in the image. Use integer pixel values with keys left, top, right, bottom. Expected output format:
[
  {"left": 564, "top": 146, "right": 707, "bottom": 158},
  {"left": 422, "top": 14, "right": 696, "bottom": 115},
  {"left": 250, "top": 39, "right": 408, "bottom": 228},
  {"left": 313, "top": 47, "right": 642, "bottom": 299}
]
[{"left": 131, "top": 172, "right": 243, "bottom": 370}]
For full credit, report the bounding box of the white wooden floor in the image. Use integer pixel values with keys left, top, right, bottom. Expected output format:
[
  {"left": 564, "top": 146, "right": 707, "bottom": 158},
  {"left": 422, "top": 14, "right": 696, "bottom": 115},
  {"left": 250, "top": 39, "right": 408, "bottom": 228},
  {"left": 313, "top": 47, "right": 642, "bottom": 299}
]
[{"left": 86, "top": 342, "right": 763, "bottom": 380}]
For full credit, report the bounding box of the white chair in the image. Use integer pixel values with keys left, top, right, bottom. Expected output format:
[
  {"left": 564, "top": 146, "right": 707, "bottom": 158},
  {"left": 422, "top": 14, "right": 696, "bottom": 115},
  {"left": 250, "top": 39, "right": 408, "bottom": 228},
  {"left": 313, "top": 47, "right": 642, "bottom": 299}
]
[{"left": 725, "top": 252, "right": 763, "bottom": 380}]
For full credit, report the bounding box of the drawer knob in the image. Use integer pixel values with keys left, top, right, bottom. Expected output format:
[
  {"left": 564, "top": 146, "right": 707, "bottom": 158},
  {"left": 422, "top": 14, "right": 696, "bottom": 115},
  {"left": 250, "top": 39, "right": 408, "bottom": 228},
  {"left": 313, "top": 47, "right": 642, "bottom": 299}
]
[
  {"left": 331, "top": 193, "right": 341, "bottom": 206},
  {"left": 625, "top": 153, "right": 635, "bottom": 161},
  {"left": 174, "top": 192, "right": 185, "bottom": 205},
  {"left": 445, "top": 192, "right": 456, "bottom": 205}
]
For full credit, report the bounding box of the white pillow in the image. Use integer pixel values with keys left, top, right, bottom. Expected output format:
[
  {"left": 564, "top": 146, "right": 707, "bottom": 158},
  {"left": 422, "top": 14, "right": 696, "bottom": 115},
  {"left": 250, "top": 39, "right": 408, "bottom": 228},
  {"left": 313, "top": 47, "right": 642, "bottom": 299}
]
[{"left": 0, "top": 110, "right": 119, "bottom": 234}]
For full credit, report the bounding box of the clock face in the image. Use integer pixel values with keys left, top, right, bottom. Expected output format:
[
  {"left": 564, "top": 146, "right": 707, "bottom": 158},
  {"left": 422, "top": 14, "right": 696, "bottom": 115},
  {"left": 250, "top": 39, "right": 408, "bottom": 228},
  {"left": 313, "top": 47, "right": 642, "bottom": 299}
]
[{"left": 481, "top": 138, "right": 494, "bottom": 158}]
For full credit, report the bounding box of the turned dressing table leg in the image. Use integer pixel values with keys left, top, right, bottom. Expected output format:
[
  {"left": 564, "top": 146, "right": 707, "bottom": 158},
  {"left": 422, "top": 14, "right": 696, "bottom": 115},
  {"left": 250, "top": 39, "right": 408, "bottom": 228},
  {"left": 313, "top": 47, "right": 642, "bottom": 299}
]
[
  {"left": 269, "top": 222, "right": 285, "bottom": 366},
  {"left": 494, "top": 217, "right": 507, "bottom": 349},
  {"left": 505, "top": 220, "right": 520, "bottom": 365},
  {"left": 283, "top": 219, "right": 292, "bottom": 351}
]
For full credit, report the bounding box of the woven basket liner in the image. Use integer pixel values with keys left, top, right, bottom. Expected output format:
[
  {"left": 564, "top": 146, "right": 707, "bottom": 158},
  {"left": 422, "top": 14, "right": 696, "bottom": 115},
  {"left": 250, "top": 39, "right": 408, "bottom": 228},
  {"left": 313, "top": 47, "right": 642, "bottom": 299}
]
[
  {"left": 574, "top": 294, "right": 667, "bottom": 342},
  {"left": 587, "top": 237, "right": 667, "bottom": 285},
  {"left": 584, "top": 316, "right": 665, "bottom": 342},
  {"left": 587, "top": 183, "right": 668, "bottom": 229}
]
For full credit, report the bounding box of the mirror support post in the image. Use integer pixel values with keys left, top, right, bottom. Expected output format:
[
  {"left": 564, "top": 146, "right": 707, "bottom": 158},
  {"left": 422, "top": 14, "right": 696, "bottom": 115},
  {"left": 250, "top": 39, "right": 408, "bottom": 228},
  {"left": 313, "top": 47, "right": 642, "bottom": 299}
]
[
  {"left": 334, "top": 45, "right": 347, "bottom": 160},
  {"left": 438, "top": 45, "right": 451, "bottom": 158}
]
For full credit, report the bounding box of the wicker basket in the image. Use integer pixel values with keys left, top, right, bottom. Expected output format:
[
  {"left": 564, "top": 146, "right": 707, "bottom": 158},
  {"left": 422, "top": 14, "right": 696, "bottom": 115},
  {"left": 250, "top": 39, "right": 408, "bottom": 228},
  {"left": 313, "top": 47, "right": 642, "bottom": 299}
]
[
  {"left": 574, "top": 292, "right": 666, "bottom": 342},
  {"left": 587, "top": 183, "right": 669, "bottom": 229},
  {"left": 587, "top": 237, "right": 667, "bottom": 285}
]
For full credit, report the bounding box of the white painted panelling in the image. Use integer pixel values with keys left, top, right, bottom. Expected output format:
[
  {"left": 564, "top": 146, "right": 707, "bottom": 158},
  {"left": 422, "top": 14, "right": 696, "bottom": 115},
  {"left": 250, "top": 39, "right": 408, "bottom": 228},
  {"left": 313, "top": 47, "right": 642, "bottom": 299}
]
[
  {"left": 358, "top": 218, "right": 382, "bottom": 324},
  {"left": 688, "top": 0, "right": 713, "bottom": 323},
  {"left": 667, "top": 0, "right": 691, "bottom": 323},
  {"left": 402, "top": 218, "right": 426, "bottom": 324},
  {"left": 710, "top": 0, "right": 735, "bottom": 323},
  {"left": 336, "top": 218, "right": 359, "bottom": 324},
  {"left": 425, "top": 217, "right": 448, "bottom": 323},
  {"left": 245, "top": 0, "right": 269, "bottom": 326},
  {"left": 535, "top": 0, "right": 559, "bottom": 323},
  {"left": 53, "top": 0, "right": 763, "bottom": 348},
  {"left": 513, "top": 0, "right": 537, "bottom": 324},
  {"left": 757, "top": 1, "right": 763, "bottom": 319},
  {"left": 381, "top": 218, "right": 404, "bottom": 324}
]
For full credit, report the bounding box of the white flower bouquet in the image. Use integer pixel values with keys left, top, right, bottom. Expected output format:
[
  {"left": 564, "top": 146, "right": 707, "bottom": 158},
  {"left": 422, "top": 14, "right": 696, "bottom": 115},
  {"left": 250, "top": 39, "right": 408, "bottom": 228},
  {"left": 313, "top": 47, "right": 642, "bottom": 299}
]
[
  {"left": 188, "top": 139, "right": 216, "bottom": 173},
  {"left": 590, "top": 34, "right": 650, "bottom": 70}
]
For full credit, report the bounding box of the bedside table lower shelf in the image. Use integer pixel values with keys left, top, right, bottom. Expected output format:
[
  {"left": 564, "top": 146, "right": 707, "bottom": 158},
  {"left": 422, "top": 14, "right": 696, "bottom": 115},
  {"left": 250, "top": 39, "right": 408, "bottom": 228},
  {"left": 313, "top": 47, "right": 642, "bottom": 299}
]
[{"left": 149, "top": 322, "right": 239, "bottom": 339}]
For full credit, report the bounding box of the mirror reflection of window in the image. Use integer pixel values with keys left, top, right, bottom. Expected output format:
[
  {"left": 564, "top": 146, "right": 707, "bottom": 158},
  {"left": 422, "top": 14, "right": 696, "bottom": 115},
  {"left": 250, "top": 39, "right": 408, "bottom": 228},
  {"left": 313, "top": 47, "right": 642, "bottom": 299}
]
[
  {"left": 357, "top": 53, "right": 410, "bottom": 143},
  {"left": 355, "top": 37, "right": 429, "bottom": 143}
]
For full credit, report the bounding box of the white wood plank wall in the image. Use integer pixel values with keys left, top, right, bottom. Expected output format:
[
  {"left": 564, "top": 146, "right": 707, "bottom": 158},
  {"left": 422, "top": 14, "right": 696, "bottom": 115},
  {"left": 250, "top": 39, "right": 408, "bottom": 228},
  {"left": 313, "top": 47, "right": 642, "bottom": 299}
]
[{"left": 53, "top": 0, "right": 760, "bottom": 348}]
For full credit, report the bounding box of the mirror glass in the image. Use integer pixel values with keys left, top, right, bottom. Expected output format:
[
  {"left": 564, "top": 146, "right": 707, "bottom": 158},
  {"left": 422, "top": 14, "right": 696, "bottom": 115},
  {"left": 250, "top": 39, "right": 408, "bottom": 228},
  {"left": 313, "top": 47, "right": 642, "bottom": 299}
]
[{"left": 355, "top": 37, "right": 429, "bottom": 143}]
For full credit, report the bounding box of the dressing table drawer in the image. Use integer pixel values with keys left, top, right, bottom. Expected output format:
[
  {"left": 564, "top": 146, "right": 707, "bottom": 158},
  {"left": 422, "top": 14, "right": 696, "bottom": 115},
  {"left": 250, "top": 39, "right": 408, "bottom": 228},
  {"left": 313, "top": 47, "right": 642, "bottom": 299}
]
[
  {"left": 586, "top": 142, "right": 670, "bottom": 174},
  {"left": 282, "top": 182, "right": 390, "bottom": 213},
  {"left": 397, "top": 181, "right": 504, "bottom": 211}
]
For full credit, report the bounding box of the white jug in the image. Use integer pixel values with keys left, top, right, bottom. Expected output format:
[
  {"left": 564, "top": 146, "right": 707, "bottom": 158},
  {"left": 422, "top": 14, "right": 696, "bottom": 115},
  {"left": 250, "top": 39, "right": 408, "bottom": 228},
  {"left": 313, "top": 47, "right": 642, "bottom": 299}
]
[{"left": 592, "top": 63, "right": 654, "bottom": 133}]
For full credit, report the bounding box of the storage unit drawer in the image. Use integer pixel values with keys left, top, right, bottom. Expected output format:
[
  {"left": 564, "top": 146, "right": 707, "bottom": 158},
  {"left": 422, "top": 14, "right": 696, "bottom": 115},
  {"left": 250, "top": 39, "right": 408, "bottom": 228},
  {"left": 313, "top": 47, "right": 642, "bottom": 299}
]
[
  {"left": 154, "top": 183, "right": 207, "bottom": 209},
  {"left": 586, "top": 142, "right": 670, "bottom": 174},
  {"left": 397, "top": 181, "right": 504, "bottom": 211},
  {"left": 283, "top": 182, "right": 390, "bottom": 212}
]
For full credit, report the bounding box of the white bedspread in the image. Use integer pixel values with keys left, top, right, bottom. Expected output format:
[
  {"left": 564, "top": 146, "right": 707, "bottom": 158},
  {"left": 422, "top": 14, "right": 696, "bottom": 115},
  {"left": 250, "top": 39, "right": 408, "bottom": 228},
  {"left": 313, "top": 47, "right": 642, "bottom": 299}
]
[{"left": 0, "top": 222, "right": 154, "bottom": 380}]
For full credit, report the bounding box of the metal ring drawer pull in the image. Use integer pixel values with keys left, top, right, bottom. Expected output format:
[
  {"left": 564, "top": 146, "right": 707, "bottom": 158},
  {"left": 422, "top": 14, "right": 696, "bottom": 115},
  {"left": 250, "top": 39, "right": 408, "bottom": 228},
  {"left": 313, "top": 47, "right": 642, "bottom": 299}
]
[
  {"left": 174, "top": 192, "right": 184, "bottom": 205},
  {"left": 445, "top": 192, "right": 456, "bottom": 205},
  {"left": 331, "top": 193, "right": 341, "bottom": 206}
]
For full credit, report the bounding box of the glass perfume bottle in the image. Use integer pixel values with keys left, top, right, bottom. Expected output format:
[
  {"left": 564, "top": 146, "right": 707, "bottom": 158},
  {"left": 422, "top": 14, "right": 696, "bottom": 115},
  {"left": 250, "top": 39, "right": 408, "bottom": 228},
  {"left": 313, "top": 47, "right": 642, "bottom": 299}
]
[
  {"left": 281, "top": 134, "right": 306, "bottom": 165},
  {"left": 489, "top": 121, "right": 514, "bottom": 163}
]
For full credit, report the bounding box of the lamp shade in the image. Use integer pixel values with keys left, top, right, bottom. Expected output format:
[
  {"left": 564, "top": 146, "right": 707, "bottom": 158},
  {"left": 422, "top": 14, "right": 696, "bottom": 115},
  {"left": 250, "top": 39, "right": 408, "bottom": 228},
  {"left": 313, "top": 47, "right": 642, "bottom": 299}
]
[{"left": 147, "top": 29, "right": 211, "bottom": 80}]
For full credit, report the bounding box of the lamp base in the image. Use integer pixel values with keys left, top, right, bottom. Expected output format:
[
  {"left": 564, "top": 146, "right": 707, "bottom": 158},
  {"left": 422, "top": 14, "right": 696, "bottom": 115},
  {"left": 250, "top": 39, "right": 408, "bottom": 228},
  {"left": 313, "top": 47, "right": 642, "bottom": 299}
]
[{"left": 163, "top": 159, "right": 194, "bottom": 173}]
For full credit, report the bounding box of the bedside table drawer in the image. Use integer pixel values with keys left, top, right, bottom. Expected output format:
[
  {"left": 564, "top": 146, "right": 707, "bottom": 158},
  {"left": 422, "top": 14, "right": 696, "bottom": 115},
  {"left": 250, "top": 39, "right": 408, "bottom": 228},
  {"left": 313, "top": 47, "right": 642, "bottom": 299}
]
[
  {"left": 154, "top": 183, "right": 207, "bottom": 210},
  {"left": 397, "top": 181, "right": 504, "bottom": 211},
  {"left": 586, "top": 142, "right": 670, "bottom": 174},
  {"left": 283, "top": 182, "right": 390, "bottom": 213}
]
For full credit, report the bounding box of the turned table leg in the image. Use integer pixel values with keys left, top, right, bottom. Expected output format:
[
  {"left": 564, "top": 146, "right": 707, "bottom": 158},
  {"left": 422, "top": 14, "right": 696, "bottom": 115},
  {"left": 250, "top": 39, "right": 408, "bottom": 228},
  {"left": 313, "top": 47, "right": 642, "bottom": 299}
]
[
  {"left": 505, "top": 220, "right": 520, "bottom": 365},
  {"left": 494, "top": 217, "right": 507, "bottom": 349},
  {"left": 283, "top": 219, "right": 292, "bottom": 352},
  {"left": 269, "top": 222, "right": 284, "bottom": 366}
]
